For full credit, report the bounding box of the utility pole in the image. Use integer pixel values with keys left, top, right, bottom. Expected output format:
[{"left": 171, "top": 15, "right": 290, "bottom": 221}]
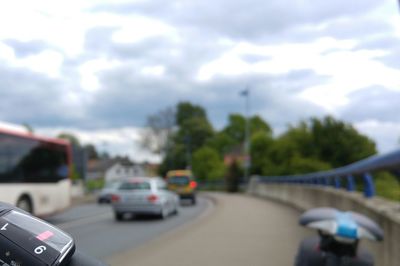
[{"left": 185, "top": 134, "right": 191, "bottom": 170}]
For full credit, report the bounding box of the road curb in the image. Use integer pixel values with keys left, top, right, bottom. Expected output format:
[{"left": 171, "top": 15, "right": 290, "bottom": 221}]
[{"left": 70, "top": 194, "right": 96, "bottom": 207}]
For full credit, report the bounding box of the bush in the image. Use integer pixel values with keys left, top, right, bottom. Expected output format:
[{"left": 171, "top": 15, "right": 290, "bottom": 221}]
[
  {"left": 225, "top": 160, "right": 241, "bottom": 193},
  {"left": 374, "top": 172, "right": 400, "bottom": 201},
  {"left": 192, "top": 147, "right": 225, "bottom": 182},
  {"left": 86, "top": 179, "right": 105, "bottom": 191}
]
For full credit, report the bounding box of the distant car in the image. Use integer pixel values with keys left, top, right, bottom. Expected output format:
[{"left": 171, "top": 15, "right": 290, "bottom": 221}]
[
  {"left": 111, "top": 177, "right": 179, "bottom": 221},
  {"left": 97, "top": 181, "right": 121, "bottom": 204},
  {"left": 166, "top": 170, "right": 197, "bottom": 205}
]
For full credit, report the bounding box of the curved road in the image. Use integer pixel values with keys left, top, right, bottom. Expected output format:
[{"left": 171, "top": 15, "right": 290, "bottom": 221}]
[
  {"left": 46, "top": 193, "right": 315, "bottom": 266},
  {"left": 108, "top": 193, "right": 310, "bottom": 266},
  {"left": 46, "top": 197, "right": 212, "bottom": 261}
]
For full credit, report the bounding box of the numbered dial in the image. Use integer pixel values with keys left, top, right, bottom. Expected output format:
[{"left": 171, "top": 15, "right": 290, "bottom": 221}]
[
  {"left": 0, "top": 210, "right": 74, "bottom": 266},
  {"left": 34, "top": 246, "right": 47, "bottom": 255}
]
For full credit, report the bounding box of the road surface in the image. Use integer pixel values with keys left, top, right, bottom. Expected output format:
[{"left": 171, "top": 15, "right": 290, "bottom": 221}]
[
  {"left": 46, "top": 193, "right": 312, "bottom": 266},
  {"left": 108, "top": 193, "right": 309, "bottom": 266},
  {"left": 46, "top": 197, "right": 212, "bottom": 261}
]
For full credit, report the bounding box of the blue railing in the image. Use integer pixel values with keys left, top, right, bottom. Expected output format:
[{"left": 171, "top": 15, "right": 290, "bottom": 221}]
[{"left": 257, "top": 149, "right": 400, "bottom": 198}]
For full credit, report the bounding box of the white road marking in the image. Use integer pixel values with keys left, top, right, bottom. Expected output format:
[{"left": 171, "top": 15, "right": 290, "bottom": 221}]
[{"left": 56, "top": 213, "right": 113, "bottom": 230}]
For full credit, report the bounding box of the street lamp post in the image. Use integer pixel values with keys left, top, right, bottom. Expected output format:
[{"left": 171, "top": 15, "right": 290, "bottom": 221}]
[{"left": 240, "top": 88, "right": 251, "bottom": 183}]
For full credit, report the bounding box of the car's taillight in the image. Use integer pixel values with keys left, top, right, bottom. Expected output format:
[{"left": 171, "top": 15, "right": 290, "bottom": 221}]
[
  {"left": 111, "top": 194, "right": 120, "bottom": 203},
  {"left": 147, "top": 194, "right": 158, "bottom": 203},
  {"left": 189, "top": 181, "right": 197, "bottom": 189}
]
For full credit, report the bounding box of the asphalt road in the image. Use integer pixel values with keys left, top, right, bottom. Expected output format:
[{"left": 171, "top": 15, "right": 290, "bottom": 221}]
[
  {"left": 108, "top": 193, "right": 310, "bottom": 266},
  {"left": 45, "top": 197, "right": 212, "bottom": 261}
]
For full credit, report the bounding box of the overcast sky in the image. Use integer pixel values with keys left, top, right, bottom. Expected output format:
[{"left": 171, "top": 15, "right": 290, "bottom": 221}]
[{"left": 1, "top": 0, "right": 400, "bottom": 162}]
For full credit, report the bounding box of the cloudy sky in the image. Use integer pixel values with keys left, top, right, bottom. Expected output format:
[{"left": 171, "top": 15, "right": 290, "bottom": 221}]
[{"left": 0, "top": 0, "right": 399, "bottom": 162}]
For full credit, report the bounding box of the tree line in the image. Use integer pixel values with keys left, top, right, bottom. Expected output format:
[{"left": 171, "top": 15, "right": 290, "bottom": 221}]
[{"left": 142, "top": 101, "right": 377, "bottom": 181}]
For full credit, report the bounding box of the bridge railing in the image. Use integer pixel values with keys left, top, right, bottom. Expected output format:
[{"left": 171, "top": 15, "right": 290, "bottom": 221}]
[{"left": 256, "top": 149, "right": 400, "bottom": 198}]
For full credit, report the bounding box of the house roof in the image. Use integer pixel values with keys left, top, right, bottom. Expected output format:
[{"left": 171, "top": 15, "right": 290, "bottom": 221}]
[{"left": 87, "top": 158, "right": 134, "bottom": 172}]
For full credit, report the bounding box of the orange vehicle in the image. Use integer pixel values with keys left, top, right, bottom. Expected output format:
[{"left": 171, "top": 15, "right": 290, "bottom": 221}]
[{"left": 166, "top": 170, "right": 197, "bottom": 205}]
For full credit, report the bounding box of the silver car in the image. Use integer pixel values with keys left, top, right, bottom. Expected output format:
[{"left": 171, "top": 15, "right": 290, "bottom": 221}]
[
  {"left": 111, "top": 177, "right": 179, "bottom": 221},
  {"left": 98, "top": 181, "right": 121, "bottom": 203}
]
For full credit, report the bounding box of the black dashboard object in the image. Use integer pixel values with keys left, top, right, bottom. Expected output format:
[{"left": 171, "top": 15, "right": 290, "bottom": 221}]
[{"left": 0, "top": 203, "right": 75, "bottom": 266}]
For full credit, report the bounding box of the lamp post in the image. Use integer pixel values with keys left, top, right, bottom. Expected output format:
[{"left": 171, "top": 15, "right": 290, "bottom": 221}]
[{"left": 240, "top": 88, "right": 250, "bottom": 183}]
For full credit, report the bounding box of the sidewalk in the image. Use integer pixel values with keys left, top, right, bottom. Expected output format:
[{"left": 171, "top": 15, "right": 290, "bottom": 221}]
[
  {"left": 71, "top": 194, "right": 96, "bottom": 207},
  {"left": 107, "top": 192, "right": 309, "bottom": 266}
]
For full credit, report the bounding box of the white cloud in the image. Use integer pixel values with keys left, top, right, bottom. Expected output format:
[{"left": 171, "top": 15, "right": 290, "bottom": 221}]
[
  {"left": 197, "top": 38, "right": 357, "bottom": 81},
  {"left": 0, "top": 42, "right": 15, "bottom": 61},
  {"left": 1, "top": 0, "right": 400, "bottom": 162},
  {"left": 19, "top": 50, "right": 64, "bottom": 78},
  {"left": 0, "top": 1, "right": 86, "bottom": 56},
  {"left": 0, "top": 121, "right": 28, "bottom": 133},
  {"left": 36, "top": 127, "right": 161, "bottom": 163},
  {"left": 300, "top": 49, "right": 400, "bottom": 111},
  {"left": 0, "top": 42, "right": 64, "bottom": 77},
  {"left": 112, "top": 16, "right": 179, "bottom": 44},
  {"left": 141, "top": 65, "right": 165, "bottom": 76},
  {"left": 355, "top": 120, "right": 400, "bottom": 153},
  {"left": 79, "top": 58, "right": 121, "bottom": 92},
  {"left": 197, "top": 37, "right": 400, "bottom": 112}
]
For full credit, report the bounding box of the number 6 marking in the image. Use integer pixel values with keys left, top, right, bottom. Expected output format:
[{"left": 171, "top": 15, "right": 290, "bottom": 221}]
[{"left": 34, "top": 245, "right": 46, "bottom": 255}]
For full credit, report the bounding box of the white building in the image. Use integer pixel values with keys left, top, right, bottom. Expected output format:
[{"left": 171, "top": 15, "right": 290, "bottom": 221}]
[{"left": 87, "top": 158, "right": 148, "bottom": 183}]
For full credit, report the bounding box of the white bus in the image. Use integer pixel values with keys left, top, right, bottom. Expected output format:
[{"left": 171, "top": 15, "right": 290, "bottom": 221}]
[{"left": 0, "top": 127, "right": 72, "bottom": 217}]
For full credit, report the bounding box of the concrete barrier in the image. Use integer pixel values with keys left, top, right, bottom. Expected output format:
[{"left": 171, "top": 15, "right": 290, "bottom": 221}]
[{"left": 248, "top": 178, "right": 400, "bottom": 266}]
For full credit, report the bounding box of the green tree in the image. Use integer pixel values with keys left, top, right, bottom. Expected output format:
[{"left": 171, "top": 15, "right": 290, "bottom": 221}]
[
  {"left": 160, "top": 102, "right": 214, "bottom": 172},
  {"left": 250, "top": 115, "right": 272, "bottom": 136},
  {"left": 267, "top": 136, "right": 301, "bottom": 175},
  {"left": 84, "top": 144, "right": 99, "bottom": 160},
  {"left": 222, "top": 114, "right": 246, "bottom": 143},
  {"left": 266, "top": 129, "right": 331, "bottom": 175},
  {"left": 158, "top": 144, "right": 187, "bottom": 176},
  {"left": 22, "top": 123, "right": 34, "bottom": 133},
  {"left": 141, "top": 106, "right": 175, "bottom": 155},
  {"left": 176, "top": 102, "right": 207, "bottom": 127},
  {"left": 286, "top": 155, "right": 331, "bottom": 175},
  {"left": 206, "top": 132, "right": 237, "bottom": 157},
  {"left": 223, "top": 114, "right": 272, "bottom": 144},
  {"left": 176, "top": 116, "right": 214, "bottom": 152},
  {"left": 192, "top": 147, "right": 225, "bottom": 182},
  {"left": 265, "top": 116, "right": 376, "bottom": 175},
  {"left": 250, "top": 131, "right": 274, "bottom": 175},
  {"left": 309, "top": 116, "right": 376, "bottom": 167},
  {"left": 57, "top": 132, "right": 81, "bottom": 147}
]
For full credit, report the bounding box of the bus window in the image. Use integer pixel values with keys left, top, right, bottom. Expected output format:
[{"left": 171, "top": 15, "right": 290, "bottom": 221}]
[{"left": 0, "top": 134, "right": 69, "bottom": 183}]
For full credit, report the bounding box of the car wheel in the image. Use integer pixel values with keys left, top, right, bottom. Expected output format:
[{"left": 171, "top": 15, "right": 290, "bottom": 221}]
[
  {"left": 191, "top": 197, "right": 197, "bottom": 205},
  {"left": 114, "top": 212, "right": 124, "bottom": 221},
  {"left": 17, "top": 196, "right": 33, "bottom": 213}
]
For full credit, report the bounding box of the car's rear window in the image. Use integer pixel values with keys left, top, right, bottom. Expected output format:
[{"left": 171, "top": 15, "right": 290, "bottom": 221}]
[
  {"left": 167, "top": 176, "right": 190, "bottom": 185},
  {"left": 118, "top": 181, "right": 151, "bottom": 190},
  {"left": 105, "top": 181, "right": 121, "bottom": 189}
]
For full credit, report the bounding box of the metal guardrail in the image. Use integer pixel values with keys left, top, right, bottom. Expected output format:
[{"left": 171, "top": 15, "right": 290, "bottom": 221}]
[{"left": 256, "top": 149, "right": 400, "bottom": 198}]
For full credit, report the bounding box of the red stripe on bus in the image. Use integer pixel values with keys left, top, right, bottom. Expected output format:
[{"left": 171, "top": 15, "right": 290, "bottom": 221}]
[{"left": 0, "top": 128, "right": 69, "bottom": 146}]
